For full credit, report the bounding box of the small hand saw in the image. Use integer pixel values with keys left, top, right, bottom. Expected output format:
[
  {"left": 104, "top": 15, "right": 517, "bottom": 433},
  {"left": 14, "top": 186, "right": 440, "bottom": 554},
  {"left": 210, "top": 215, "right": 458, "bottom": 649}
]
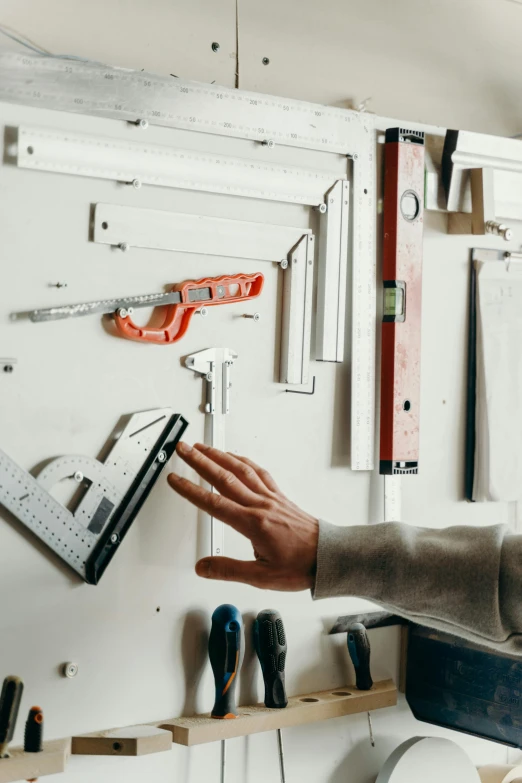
[{"left": 0, "top": 408, "right": 188, "bottom": 584}]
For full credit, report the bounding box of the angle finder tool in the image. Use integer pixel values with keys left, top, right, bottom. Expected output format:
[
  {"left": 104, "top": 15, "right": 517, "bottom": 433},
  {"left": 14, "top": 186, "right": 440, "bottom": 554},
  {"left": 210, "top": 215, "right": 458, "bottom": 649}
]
[
  {"left": 209, "top": 604, "right": 244, "bottom": 783},
  {"left": 0, "top": 676, "right": 23, "bottom": 759},
  {"left": 0, "top": 409, "right": 188, "bottom": 584},
  {"left": 254, "top": 609, "right": 288, "bottom": 783},
  {"left": 185, "top": 348, "right": 237, "bottom": 557},
  {"left": 14, "top": 272, "right": 264, "bottom": 344},
  {"left": 380, "top": 128, "right": 425, "bottom": 478}
]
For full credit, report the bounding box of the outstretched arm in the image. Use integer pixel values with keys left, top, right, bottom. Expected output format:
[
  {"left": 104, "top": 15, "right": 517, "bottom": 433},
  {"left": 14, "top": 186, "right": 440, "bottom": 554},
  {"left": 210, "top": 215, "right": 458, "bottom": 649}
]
[{"left": 168, "top": 442, "right": 522, "bottom": 653}]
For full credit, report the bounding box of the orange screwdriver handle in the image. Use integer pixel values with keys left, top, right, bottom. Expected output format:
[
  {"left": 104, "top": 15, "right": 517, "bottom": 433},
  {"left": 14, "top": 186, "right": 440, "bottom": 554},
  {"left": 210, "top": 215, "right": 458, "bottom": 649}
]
[{"left": 114, "top": 272, "right": 264, "bottom": 344}]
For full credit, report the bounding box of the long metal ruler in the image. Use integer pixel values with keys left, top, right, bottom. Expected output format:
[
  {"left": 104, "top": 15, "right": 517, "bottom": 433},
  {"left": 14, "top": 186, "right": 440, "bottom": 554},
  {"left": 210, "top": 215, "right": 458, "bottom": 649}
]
[
  {"left": 0, "top": 52, "right": 366, "bottom": 154},
  {"left": 0, "top": 409, "right": 188, "bottom": 583},
  {"left": 0, "top": 52, "right": 378, "bottom": 471}
]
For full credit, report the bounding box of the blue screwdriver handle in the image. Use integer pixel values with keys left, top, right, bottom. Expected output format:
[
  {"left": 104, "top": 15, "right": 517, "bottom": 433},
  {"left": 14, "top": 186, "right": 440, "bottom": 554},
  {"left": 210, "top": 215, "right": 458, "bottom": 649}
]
[
  {"left": 253, "top": 609, "right": 288, "bottom": 709},
  {"left": 348, "top": 623, "right": 373, "bottom": 691},
  {"left": 209, "top": 604, "right": 244, "bottom": 719}
]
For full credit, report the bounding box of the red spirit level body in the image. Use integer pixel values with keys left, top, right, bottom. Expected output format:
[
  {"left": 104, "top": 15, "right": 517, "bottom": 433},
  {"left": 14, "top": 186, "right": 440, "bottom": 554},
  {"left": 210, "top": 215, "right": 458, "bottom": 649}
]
[{"left": 380, "top": 128, "right": 425, "bottom": 475}]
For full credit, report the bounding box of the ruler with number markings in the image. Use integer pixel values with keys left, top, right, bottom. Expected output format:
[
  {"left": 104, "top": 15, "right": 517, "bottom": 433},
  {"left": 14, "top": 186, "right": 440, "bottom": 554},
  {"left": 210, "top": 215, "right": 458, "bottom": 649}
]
[
  {"left": 0, "top": 409, "right": 188, "bottom": 583},
  {"left": 0, "top": 52, "right": 377, "bottom": 472}
]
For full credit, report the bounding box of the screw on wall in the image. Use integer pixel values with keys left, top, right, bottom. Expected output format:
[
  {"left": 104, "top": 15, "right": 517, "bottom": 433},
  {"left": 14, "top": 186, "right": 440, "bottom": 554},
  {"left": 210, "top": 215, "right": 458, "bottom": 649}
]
[
  {"left": 212, "top": 42, "right": 220, "bottom": 52},
  {"left": 62, "top": 662, "right": 79, "bottom": 679},
  {"left": 1, "top": 359, "right": 16, "bottom": 373},
  {"left": 262, "top": 57, "right": 270, "bottom": 65}
]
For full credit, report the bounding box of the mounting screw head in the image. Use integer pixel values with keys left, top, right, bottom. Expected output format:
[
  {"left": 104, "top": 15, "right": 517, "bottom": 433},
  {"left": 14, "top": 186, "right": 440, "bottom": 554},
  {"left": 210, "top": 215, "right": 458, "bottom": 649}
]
[
  {"left": 157, "top": 450, "right": 167, "bottom": 463},
  {"left": 315, "top": 203, "right": 327, "bottom": 214},
  {"left": 204, "top": 403, "right": 212, "bottom": 413},
  {"left": 196, "top": 307, "right": 208, "bottom": 317},
  {"left": 63, "top": 662, "right": 79, "bottom": 679},
  {"left": 110, "top": 534, "right": 119, "bottom": 544},
  {"left": 262, "top": 139, "right": 275, "bottom": 149},
  {"left": 211, "top": 42, "right": 220, "bottom": 52},
  {"left": 279, "top": 259, "right": 289, "bottom": 270},
  {"left": 130, "top": 178, "right": 142, "bottom": 189},
  {"left": 352, "top": 153, "right": 359, "bottom": 160},
  {"left": 118, "top": 242, "right": 130, "bottom": 253},
  {"left": 262, "top": 57, "right": 270, "bottom": 65},
  {"left": 136, "top": 119, "right": 149, "bottom": 129},
  {"left": 3, "top": 365, "right": 13, "bottom": 373},
  {"left": 73, "top": 471, "right": 84, "bottom": 483},
  {"left": 117, "top": 308, "right": 129, "bottom": 318},
  {"left": 205, "top": 371, "right": 214, "bottom": 382}
]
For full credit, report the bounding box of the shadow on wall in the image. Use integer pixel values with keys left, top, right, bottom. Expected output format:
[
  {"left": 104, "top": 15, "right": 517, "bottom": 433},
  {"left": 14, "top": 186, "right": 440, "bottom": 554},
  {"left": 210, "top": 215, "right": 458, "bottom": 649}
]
[
  {"left": 180, "top": 609, "right": 210, "bottom": 716},
  {"left": 329, "top": 735, "right": 403, "bottom": 783}
]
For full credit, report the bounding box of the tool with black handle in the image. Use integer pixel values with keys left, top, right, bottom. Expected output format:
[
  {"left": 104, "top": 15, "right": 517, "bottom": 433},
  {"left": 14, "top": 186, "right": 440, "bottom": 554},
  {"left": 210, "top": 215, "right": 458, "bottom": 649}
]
[
  {"left": 0, "top": 676, "right": 24, "bottom": 758},
  {"left": 209, "top": 604, "right": 244, "bottom": 783},
  {"left": 347, "top": 623, "right": 375, "bottom": 746},
  {"left": 254, "top": 609, "right": 288, "bottom": 783}
]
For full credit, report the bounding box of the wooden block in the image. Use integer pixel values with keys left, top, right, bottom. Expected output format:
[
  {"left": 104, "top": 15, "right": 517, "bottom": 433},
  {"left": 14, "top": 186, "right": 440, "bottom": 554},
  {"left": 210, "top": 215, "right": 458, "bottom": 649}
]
[
  {"left": 159, "top": 679, "right": 397, "bottom": 746},
  {"left": 72, "top": 725, "right": 172, "bottom": 757},
  {"left": 0, "top": 739, "right": 70, "bottom": 783}
]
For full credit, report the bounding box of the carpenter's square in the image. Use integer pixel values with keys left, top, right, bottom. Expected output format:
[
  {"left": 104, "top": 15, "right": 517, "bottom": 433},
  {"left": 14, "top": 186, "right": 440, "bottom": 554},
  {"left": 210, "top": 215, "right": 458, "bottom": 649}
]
[{"left": 254, "top": 609, "right": 288, "bottom": 783}]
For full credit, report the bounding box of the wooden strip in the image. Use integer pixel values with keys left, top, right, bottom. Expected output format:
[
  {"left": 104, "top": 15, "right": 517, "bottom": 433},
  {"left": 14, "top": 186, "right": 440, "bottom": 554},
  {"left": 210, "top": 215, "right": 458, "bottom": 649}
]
[
  {"left": 72, "top": 725, "right": 172, "bottom": 757},
  {"left": 0, "top": 739, "right": 70, "bottom": 783},
  {"left": 159, "top": 679, "right": 397, "bottom": 746}
]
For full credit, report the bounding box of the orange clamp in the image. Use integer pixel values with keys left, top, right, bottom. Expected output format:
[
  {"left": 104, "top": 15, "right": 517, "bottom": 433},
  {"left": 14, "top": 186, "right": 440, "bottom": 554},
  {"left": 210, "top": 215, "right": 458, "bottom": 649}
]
[{"left": 114, "top": 272, "right": 264, "bottom": 344}]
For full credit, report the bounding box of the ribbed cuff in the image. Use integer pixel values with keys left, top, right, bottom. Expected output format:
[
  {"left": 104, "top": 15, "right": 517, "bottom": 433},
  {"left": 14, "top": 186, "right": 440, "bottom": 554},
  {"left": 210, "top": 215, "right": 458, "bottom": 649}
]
[{"left": 312, "top": 520, "right": 388, "bottom": 601}]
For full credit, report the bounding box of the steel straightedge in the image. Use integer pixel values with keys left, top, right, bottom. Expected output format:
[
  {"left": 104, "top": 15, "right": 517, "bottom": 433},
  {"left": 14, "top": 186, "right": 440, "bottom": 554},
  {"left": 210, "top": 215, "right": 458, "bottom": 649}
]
[
  {"left": 380, "top": 128, "right": 425, "bottom": 477},
  {"left": 0, "top": 52, "right": 377, "bottom": 461}
]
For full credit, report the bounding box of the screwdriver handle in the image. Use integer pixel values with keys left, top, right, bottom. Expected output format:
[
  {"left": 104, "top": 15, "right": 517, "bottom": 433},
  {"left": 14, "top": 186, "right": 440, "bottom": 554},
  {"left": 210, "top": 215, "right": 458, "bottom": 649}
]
[
  {"left": 0, "top": 676, "right": 24, "bottom": 758},
  {"left": 253, "top": 609, "right": 288, "bottom": 709},
  {"left": 24, "top": 706, "right": 43, "bottom": 753},
  {"left": 347, "top": 623, "right": 373, "bottom": 691},
  {"left": 209, "top": 604, "right": 244, "bottom": 719}
]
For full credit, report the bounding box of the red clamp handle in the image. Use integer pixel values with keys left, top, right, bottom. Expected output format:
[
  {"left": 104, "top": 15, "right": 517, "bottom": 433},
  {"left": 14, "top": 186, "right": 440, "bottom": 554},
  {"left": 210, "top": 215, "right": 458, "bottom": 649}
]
[{"left": 114, "top": 272, "right": 264, "bottom": 344}]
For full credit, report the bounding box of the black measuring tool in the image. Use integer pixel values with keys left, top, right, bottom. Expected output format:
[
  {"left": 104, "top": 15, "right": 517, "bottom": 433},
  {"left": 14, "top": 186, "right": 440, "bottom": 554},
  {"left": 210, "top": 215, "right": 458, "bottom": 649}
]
[{"left": 0, "top": 408, "right": 188, "bottom": 584}]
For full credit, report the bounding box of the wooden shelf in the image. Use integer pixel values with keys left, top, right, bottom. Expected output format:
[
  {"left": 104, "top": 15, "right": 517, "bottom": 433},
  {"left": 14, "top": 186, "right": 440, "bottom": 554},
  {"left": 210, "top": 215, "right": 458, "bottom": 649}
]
[
  {"left": 72, "top": 725, "right": 173, "bottom": 757},
  {"left": 159, "top": 679, "right": 397, "bottom": 747},
  {"left": 0, "top": 739, "right": 70, "bottom": 783}
]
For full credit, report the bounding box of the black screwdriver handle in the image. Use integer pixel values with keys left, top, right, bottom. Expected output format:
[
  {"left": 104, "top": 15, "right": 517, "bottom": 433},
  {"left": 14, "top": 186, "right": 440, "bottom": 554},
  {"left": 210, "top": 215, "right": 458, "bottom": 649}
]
[
  {"left": 347, "top": 623, "right": 373, "bottom": 691},
  {"left": 0, "top": 676, "right": 24, "bottom": 758},
  {"left": 253, "top": 609, "right": 288, "bottom": 709}
]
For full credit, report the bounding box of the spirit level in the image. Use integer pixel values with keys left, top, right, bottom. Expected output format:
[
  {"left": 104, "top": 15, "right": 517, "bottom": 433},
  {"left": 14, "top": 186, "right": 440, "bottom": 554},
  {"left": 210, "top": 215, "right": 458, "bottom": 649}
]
[
  {"left": 0, "top": 409, "right": 188, "bottom": 583},
  {"left": 380, "top": 128, "right": 425, "bottom": 478}
]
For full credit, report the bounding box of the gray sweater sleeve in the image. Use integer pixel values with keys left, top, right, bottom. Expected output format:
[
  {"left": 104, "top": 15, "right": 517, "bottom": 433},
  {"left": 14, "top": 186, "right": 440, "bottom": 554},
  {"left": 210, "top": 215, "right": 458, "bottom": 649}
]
[{"left": 313, "top": 520, "right": 522, "bottom": 653}]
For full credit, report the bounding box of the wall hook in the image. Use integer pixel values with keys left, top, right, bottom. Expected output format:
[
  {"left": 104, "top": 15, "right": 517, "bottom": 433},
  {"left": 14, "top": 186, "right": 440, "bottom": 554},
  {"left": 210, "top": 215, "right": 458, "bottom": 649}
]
[{"left": 286, "top": 377, "right": 316, "bottom": 395}]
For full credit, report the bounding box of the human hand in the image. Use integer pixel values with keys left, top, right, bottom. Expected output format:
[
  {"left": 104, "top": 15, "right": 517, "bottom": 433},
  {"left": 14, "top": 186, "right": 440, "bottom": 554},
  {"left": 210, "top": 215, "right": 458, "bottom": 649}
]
[{"left": 168, "top": 442, "right": 319, "bottom": 591}]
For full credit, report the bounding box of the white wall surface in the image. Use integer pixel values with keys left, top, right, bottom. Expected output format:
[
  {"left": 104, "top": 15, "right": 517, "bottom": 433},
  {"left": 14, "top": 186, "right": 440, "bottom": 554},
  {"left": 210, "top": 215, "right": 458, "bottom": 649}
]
[{"left": 0, "top": 2, "right": 521, "bottom": 783}]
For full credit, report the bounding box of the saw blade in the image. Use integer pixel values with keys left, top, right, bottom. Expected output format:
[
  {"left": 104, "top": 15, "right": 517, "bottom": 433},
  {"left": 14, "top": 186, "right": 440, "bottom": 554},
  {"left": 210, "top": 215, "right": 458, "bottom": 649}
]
[{"left": 14, "top": 290, "right": 185, "bottom": 323}]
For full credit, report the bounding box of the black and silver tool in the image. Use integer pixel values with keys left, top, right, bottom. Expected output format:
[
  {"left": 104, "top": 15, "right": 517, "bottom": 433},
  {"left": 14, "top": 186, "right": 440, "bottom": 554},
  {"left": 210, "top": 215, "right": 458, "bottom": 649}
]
[
  {"left": 24, "top": 707, "right": 43, "bottom": 753},
  {"left": 209, "top": 604, "right": 244, "bottom": 783},
  {"left": 347, "top": 622, "right": 375, "bottom": 747},
  {"left": 0, "top": 408, "right": 188, "bottom": 584},
  {"left": 0, "top": 676, "right": 24, "bottom": 758},
  {"left": 254, "top": 609, "right": 288, "bottom": 783}
]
